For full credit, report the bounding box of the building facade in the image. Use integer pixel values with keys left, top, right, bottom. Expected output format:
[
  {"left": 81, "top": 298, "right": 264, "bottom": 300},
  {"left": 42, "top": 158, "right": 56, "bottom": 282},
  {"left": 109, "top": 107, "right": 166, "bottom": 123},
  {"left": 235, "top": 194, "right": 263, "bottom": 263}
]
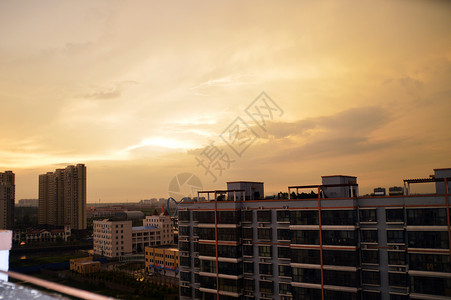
[
  {"left": 178, "top": 168, "right": 451, "bottom": 300},
  {"left": 93, "top": 219, "right": 132, "bottom": 258},
  {"left": 38, "top": 164, "right": 86, "bottom": 230},
  {"left": 94, "top": 213, "right": 175, "bottom": 258},
  {"left": 144, "top": 209, "right": 174, "bottom": 245},
  {"left": 145, "top": 246, "right": 179, "bottom": 277},
  {"left": 13, "top": 224, "right": 71, "bottom": 244},
  {"left": 0, "top": 171, "right": 15, "bottom": 230}
]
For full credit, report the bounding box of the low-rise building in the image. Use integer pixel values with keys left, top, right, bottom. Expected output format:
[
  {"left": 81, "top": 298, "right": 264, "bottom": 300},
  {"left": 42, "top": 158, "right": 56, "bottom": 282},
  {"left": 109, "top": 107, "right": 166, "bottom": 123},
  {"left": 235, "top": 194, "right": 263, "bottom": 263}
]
[
  {"left": 13, "top": 225, "right": 71, "bottom": 244},
  {"left": 70, "top": 257, "right": 101, "bottom": 274},
  {"left": 94, "top": 212, "right": 175, "bottom": 258},
  {"left": 145, "top": 246, "right": 179, "bottom": 277}
]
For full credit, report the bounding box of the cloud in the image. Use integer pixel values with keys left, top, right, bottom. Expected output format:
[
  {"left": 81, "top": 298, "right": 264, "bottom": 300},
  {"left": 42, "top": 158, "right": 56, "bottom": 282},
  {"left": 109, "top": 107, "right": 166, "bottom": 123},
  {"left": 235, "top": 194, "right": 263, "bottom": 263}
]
[{"left": 80, "top": 81, "right": 138, "bottom": 100}]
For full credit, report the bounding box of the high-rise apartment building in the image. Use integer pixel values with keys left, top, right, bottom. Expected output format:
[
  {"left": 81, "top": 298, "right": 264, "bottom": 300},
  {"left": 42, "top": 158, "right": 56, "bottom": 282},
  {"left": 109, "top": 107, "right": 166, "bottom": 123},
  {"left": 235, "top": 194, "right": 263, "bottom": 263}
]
[
  {"left": 38, "top": 164, "right": 86, "bottom": 230},
  {"left": 178, "top": 168, "right": 451, "bottom": 300},
  {"left": 0, "top": 171, "right": 15, "bottom": 230}
]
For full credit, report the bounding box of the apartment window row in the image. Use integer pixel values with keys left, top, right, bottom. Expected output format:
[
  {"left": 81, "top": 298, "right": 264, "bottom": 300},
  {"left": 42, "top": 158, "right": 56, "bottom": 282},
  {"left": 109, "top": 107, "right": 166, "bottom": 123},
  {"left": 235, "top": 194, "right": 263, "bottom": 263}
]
[{"left": 291, "top": 229, "right": 357, "bottom": 246}]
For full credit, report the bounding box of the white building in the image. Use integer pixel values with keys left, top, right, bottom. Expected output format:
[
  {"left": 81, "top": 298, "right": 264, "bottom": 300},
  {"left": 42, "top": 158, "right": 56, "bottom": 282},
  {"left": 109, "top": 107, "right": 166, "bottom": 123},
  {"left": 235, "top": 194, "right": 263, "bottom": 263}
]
[
  {"left": 143, "top": 209, "right": 174, "bottom": 245},
  {"left": 93, "top": 219, "right": 132, "bottom": 258},
  {"left": 94, "top": 212, "right": 174, "bottom": 258}
]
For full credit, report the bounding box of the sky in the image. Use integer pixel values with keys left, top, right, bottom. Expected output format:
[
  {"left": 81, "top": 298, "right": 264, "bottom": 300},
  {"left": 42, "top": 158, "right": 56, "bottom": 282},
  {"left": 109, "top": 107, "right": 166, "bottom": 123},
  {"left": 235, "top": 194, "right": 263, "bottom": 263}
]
[{"left": 1, "top": 0, "right": 450, "bottom": 202}]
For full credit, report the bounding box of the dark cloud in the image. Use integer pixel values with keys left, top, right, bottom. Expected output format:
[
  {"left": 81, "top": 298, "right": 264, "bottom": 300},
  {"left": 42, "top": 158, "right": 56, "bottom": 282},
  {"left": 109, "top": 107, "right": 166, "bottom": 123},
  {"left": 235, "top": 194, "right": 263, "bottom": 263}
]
[{"left": 245, "top": 106, "right": 398, "bottom": 163}]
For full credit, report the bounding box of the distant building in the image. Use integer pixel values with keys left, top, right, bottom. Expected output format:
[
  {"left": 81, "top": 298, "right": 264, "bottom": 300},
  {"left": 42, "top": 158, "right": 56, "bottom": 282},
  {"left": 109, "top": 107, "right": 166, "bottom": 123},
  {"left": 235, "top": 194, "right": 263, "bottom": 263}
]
[
  {"left": 17, "top": 199, "right": 38, "bottom": 207},
  {"left": 144, "top": 209, "right": 174, "bottom": 244},
  {"left": 70, "top": 257, "right": 100, "bottom": 274},
  {"left": 0, "top": 171, "right": 15, "bottom": 230},
  {"left": 13, "top": 224, "right": 71, "bottom": 244},
  {"left": 115, "top": 210, "right": 144, "bottom": 220},
  {"left": 93, "top": 219, "right": 132, "bottom": 258},
  {"left": 38, "top": 164, "right": 86, "bottom": 230},
  {"left": 93, "top": 212, "right": 175, "bottom": 258},
  {"left": 145, "top": 246, "right": 179, "bottom": 277}
]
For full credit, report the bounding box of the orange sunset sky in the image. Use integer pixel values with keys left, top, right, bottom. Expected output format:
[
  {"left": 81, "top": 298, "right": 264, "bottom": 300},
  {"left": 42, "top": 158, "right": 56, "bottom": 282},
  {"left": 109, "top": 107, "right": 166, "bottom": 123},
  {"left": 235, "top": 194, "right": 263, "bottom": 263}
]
[{"left": 1, "top": 1, "right": 450, "bottom": 202}]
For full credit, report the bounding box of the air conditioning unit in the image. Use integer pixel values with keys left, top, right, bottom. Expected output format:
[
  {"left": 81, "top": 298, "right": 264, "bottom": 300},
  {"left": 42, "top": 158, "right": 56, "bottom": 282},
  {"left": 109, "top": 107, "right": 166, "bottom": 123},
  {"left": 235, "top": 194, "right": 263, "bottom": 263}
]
[{"left": 393, "top": 245, "right": 400, "bottom": 250}]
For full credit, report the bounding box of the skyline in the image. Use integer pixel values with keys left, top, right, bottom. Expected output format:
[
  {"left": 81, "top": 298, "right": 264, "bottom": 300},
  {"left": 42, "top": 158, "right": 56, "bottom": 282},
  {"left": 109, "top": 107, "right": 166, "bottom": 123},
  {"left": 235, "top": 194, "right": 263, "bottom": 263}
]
[{"left": 1, "top": 1, "right": 450, "bottom": 202}]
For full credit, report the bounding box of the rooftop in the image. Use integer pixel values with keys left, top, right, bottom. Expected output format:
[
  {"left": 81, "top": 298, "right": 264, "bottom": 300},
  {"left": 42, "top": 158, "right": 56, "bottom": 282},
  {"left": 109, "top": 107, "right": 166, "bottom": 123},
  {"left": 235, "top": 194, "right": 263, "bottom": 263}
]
[{"left": 132, "top": 226, "right": 157, "bottom": 231}]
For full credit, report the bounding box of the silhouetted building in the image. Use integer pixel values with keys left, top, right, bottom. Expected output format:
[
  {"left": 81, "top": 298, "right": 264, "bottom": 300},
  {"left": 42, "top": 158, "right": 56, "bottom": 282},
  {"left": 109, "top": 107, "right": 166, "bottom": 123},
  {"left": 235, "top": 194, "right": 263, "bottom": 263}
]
[
  {"left": 0, "top": 171, "right": 15, "bottom": 230},
  {"left": 38, "top": 164, "right": 86, "bottom": 230}
]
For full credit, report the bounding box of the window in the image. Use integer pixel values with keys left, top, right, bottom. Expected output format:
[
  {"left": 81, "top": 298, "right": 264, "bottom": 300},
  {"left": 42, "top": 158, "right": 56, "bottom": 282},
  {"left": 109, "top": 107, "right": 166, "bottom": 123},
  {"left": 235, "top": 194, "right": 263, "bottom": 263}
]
[
  {"left": 257, "top": 210, "right": 272, "bottom": 222},
  {"left": 180, "top": 256, "right": 191, "bottom": 267},
  {"left": 362, "top": 250, "right": 379, "bottom": 264},
  {"left": 362, "top": 291, "right": 380, "bottom": 300},
  {"left": 180, "top": 271, "right": 191, "bottom": 282},
  {"left": 323, "top": 249, "right": 359, "bottom": 267},
  {"left": 278, "top": 265, "right": 291, "bottom": 277},
  {"left": 292, "top": 287, "right": 322, "bottom": 299},
  {"left": 198, "top": 227, "right": 215, "bottom": 240},
  {"left": 242, "top": 227, "right": 253, "bottom": 239},
  {"left": 243, "top": 245, "right": 253, "bottom": 256},
  {"left": 244, "top": 279, "right": 254, "bottom": 291},
  {"left": 409, "top": 253, "right": 450, "bottom": 272},
  {"left": 259, "top": 281, "right": 273, "bottom": 294},
  {"left": 291, "top": 248, "right": 320, "bottom": 264},
  {"left": 386, "top": 209, "right": 404, "bottom": 223},
  {"left": 290, "top": 210, "right": 318, "bottom": 225},
  {"left": 242, "top": 210, "right": 253, "bottom": 222},
  {"left": 277, "top": 229, "right": 290, "bottom": 241},
  {"left": 407, "top": 208, "right": 447, "bottom": 226},
  {"left": 360, "top": 209, "right": 377, "bottom": 222},
  {"left": 408, "top": 231, "right": 449, "bottom": 249},
  {"left": 277, "top": 210, "right": 290, "bottom": 223},
  {"left": 278, "top": 246, "right": 291, "bottom": 259},
  {"left": 217, "top": 211, "right": 240, "bottom": 224},
  {"left": 179, "top": 241, "right": 190, "bottom": 251},
  {"left": 321, "top": 210, "right": 356, "bottom": 225},
  {"left": 279, "top": 283, "right": 291, "bottom": 295},
  {"left": 292, "top": 268, "right": 321, "bottom": 284},
  {"left": 259, "top": 263, "right": 273, "bottom": 275},
  {"left": 218, "top": 228, "right": 240, "bottom": 241},
  {"left": 257, "top": 228, "right": 272, "bottom": 241},
  {"left": 258, "top": 245, "right": 272, "bottom": 257},
  {"left": 389, "top": 272, "right": 407, "bottom": 287},
  {"left": 180, "top": 286, "right": 192, "bottom": 297},
  {"left": 322, "top": 230, "right": 356, "bottom": 246},
  {"left": 361, "top": 230, "right": 378, "bottom": 243},
  {"left": 362, "top": 270, "right": 380, "bottom": 285},
  {"left": 179, "top": 226, "right": 190, "bottom": 236},
  {"left": 291, "top": 230, "right": 320, "bottom": 245},
  {"left": 387, "top": 230, "right": 404, "bottom": 244},
  {"left": 179, "top": 211, "right": 190, "bottom": 221},
  {"left": 324, "top": 270, "right": 359, "bottom": 287},
  {"left": 325, "top": 290, "right": 359, "bottom": 300},
  {"left": 411, "top": 276, "right": 451, "bottom": 297},
  {"left": 243, "top": 262, "right": 253, "bottom": 273},
  {"left": 218, "top": 261, "right": 242, "bottom": 276},
  {"left": 194, "top": 211, "right": 215, "bottom": 223},
  {"left": 388, "top": 251, "right": 406, "bottom": 265}
]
